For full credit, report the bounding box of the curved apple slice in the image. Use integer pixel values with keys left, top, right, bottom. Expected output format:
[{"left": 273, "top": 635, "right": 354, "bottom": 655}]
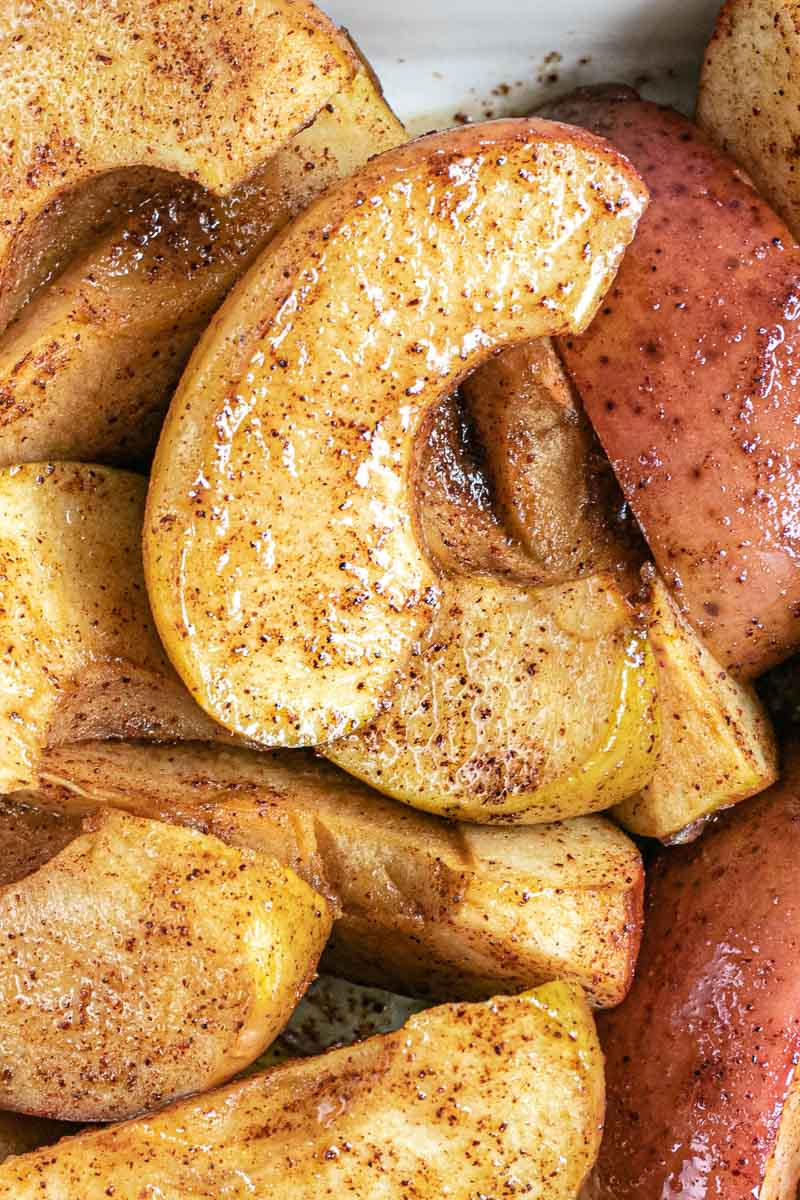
[
  {"left": 593, "top": 741, "right": 800, "bottom": 1198},
  {"left": 21, "top": 738, "right": 644, "bottom": 1007},
  {"left": 144, "top": 119, "right": 648, "bottom": 747},
  {"left": 0, "top": 65, "right": 406, "bottom": 468},
  {"left": 0, "top": 808, "right": 332, "bottom": 1123},
  {"left": 0, "top": 462, "right": 225, "bottom": 793},
  {"left": 0, "top": 0, "right": 354, "bottom": 333},
  {"left": 550, "top": 85, "right": 800, "bottom": 680},
  {"left": 0, "top": 982, "right": 604, "bottom": 1200}
]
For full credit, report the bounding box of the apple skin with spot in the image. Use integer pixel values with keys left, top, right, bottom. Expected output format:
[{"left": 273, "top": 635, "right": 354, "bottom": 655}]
[
  {"left": 594, "top": 737, "right": 800, "bottom": 1198},
  {"left": 552, "top": 85, "right": 800, "bottom": 681}
]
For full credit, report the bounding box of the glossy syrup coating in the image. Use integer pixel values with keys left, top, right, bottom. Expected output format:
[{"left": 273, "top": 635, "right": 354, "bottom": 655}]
[
  {"left": 594, "top": 739, "right": 800, "bottom": 1198},
  {"left": 22, "top": 738, "right": 644, "bottom": 1008},
  {"left": 0, "top": 0, "right": 354, "bottom": 334},
  {"left": 0, "top": 66, "right": 406, "bottom": 468},
  {"left": 0, "top": 983, "right": 604, "bottom": 1199},
  {"left": 552, "top": 86, "right": 800, "bottom": 680},
  {"left": 145, "top": 118, "right": 648, "bottom": 747},
  {"left": 0, "top": 809, "right": 332, "bottom": 1123}
]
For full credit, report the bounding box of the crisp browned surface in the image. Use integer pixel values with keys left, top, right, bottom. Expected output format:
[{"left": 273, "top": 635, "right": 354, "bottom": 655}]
[
  {"left": 0, "top": 462, "right": 225, "bottom": 792},
  {"left": 0, "top": 984, "right": 604, "bottom": 1199},
  {"left": 0, "top": 809, "right": 331, "bottom": 1123},
  {"left": 24, "top": 739, "right": 643, "bottom": 1007},
  {"left": 0, "top": 67, "right": 405, "bottom": 468},
  {"left": 463, "top": 340, "right": 644, "bottom": 581},
  {"left": 0, "top": 0, "right": 354, "bottom": 333},
  {"left": 145, "top": 118, "right": 648, "bottom": 747},
  {"left": 552, "top": 86, "right": 800, "bottom": 680},
  {"left": 593, "top": 741, "right": 800, "bottom": 1198},
  {"left": 698, "top": 0, "right": 800, "bottom": 240}
]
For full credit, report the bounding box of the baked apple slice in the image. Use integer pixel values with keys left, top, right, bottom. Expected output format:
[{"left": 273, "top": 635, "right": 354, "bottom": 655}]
[
  {"left": 593, "top": 741, "right": 800, "bottom": 1198},
  {"left": 461, "top": 339, "right": 778, "bottom": 840},
  {"left": 0, "top": 0, "right": 354, "bottom": 333},
  {"left": 326, "top": 391, "right": 658, "bottom": 821},
  {"left": 23, "top": 739, "right": 644, "bottom": 1007},
  {"left": 0, "top": 462, "right": 228, "bottom": 793},
  {"left": 614, "top": 576, "right": 778, "bottom": 841},
  {"left": 0, "top": 982, "right": 604, "bottom": 1199},
  {"left": 0, "top": 808, "right": 331, "bottom": 1123},
  {"left": 551, "top": 85, "right": 800, "bottom": 680},
  {"left": 462, "top": 338, "right": 643, "bottom": 581},
  {"left": 698, "top": 0, "right": 800, "bottom": 239},
  {"left": 0, "top": 64, "right": 405, "bottom": 467},
  {"left": 144, "top": 119, "right": 648, "bottom": 747}
]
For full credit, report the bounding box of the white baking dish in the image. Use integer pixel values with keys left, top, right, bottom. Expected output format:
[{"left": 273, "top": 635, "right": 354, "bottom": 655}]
[{"left": 326, "top": 0, "right": 722, "bottom": 133}]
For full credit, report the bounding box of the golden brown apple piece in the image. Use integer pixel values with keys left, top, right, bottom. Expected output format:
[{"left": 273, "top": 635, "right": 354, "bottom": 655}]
[
  {"left": 0, "top": 808, "right": 332, "bottom": 1123},
  {"left": 21, "top": 738, "right": 644, "bottom": 1007},
  {"left": 0, "top": 65, "right": 405, "bottom": 467},
  {"left": 0, "top": 461, "right": 230, "bottom": 793},
  {"left": 326, "top": 393, "right": 658, "bottom": 822},
  {"left": 698, "top": 0, "right": 800, "bottom": 240},
  {"left": 550, "top": 85, "right": 800, "bottom": 680},
  {"left": 460, "top": 339, "right": 777, "bottom": 840},
  {"left": 0, "top": 982, "right": 604, "bottom": 1199},
  {"left": 0, "top": 0, "right": 355, "bottom": 334},
  {"left": 614, "top": 576, "right": 778, "bottom": 841},
  {"left": 462, "top": 338, "right": 644, "bottom": 581},
  {"left": 144, "top": 119, "right": 648, "bottom": 747},
  {"left": 592, "top": 740, "right": 800, "bottom": 1198}
]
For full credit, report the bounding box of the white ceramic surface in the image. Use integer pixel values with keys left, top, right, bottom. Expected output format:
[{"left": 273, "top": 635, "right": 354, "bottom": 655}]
[{"left": 325, "top": 0, "right": 722, "bottom": 133}]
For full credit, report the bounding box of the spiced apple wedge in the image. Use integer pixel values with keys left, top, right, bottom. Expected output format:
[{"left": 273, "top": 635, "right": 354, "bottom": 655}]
[
  {"left": 0, "top": 983, "right": 603, "bottom": 1200},
  {"left": 550, "top": 85, "right": 800, "bottom": 680},
  {"left": 144, "top": 118, "right": 648, "bottom": 748},
  {"left": 0, "top": 0, "right": 354, "bottom": 335}
]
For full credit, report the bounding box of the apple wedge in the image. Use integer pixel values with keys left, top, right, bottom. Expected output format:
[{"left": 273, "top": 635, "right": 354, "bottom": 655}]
[
  {"left": 462, "top": 339, "right": 644, "bottom": 581},
  {"left": 460, "top": 339, "right": 778, "bottom": 839},
  {"left": 0, "top": 65, "right": 406, "bottom": 468},
  {"left": 0, "top": 461, "right": 229, "bottom": 793},
  {"left": 0, "top": 982, "right": 604, "bottom": 1199},
  {"left": 698, "top": 0, "right": 800, "bottom": 240},
  {"left": 593, "top": 740, "right": 800, "bottom": 1198},
  {"left": 550, "top": 85, "right": 800, "bottom": 680},
  {"left": 613, "top": 576, "right": 778, "bottom": 841},
  {"left": 0, "top": 808, "right": 332, "bottom": 1123},
  {"left": 21, "top": 738, "right": 644, "bottom": 1007},
  {"left": 327, "top": 392, "right": 658, "bottom": 822},
  {"left": 0, "top": 0, "right": 355, "bottom": 333},
  {"left": 144, "top": 119, "right": 648, "bottom": 747}
]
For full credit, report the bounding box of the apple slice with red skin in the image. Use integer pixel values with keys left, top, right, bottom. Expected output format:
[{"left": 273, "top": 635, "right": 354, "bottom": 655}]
[
  {"left": 551, "top": 85, "right": 800, "bottom": 681},
  {"left": 593, "top": 737, "right": 800, "bottom": 1198}
]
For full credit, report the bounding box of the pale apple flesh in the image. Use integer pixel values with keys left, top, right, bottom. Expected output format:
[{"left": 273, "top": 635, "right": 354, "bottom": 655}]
[
  {"left": 144, "top": 119, "right": 649, "bottom": 747},
  {"left": 0, "top": 0, "right": 355, "bottom": 333},
  {"left": 0, "top": 67, "right": 406, "bottom": 468},
  {"left": 550, "top": 85, "right": 800, "bottom": 680},
  {"left": 0, "top": 983, "right": 604, "bottom": 1200},
  {"left": 613, "top": 576, "right": 778, "bottom": 842},
  {"left": 593, "top": 741, "right": 800, "bottom": 1197},
  {"left": 21, "top": 738, "right": 644, "bottom": 1008},
  {"left": 327, "top": 392, "right": 659, "bottom": 822},
  {"left": 698, "top": 0, "right": 800, "bottom": 241},
  {"left": 0, "top": 808, "right": 332, "bottom": 1123},
  {"left": 0, "top": 462, "right": 225, "bottom": 793}
]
